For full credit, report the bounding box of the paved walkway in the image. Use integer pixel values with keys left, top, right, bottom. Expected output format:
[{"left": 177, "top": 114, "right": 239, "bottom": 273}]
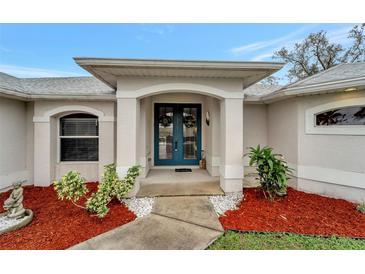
[{"left": 70, "top": 196, "right": 224, "bottom": 250}]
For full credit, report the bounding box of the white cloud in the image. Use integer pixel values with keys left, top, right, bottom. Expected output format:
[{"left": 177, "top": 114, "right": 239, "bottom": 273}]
[
  {"left": 249, "top": 25, "right": 355, "bottom": 62},
  {"left": 229, "top": 25, "right": 317, "bottom": 55},
  {"left": 250, "top": 38, "right": 300, "bottom": 61},
  {"left": 0, "top": 64, "right": 85, "bottom": 78},
  {"left": 251, "top": 52, "right": 275, "bottom": 61},
  {"left": 0, "top": 46, "right": 12, "bottom": 53},
  {"left": 230, "top": 41, "right": 267, "bottom": 54},
  {"left": 327, "top": 26, "right": 353, "bottom": 45}
]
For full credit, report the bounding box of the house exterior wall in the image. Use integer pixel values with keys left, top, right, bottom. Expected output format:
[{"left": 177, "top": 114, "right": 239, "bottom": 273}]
[
  {"left": 116, "top": 76, "right": 244, "bottom": 96},
  {"left": 33, "top": 100, "right": 116, "bottom": 185},
  {"left": 268, "top": 97, "right": 299, "bottom": 167},
  {"left": 243, "top": 103, "right": 268, "bottom": 169},
  {"left": 0, "top": 97, "right": 28, "bottom": 190},
  {"left": 2, "top": 69, "right": 363, "bottom": 201},
  {"left": 205, "top": 96, "right": 221, "bottom": 176},
  {"left": 265, "top": 91, "right": 365, "bottom": 202},
  {"left": 297, "top": 91, "right": 365, "bottom": 172},
  {"left": 26, "top": 102, "right": 34, "bottom": 185},
  {"left": 295, "top": 91, "right": 365, "bottom": 202}
]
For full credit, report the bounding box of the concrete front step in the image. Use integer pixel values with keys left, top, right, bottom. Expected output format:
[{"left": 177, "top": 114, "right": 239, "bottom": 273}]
[{"left": 136, "top": 181, "right": 224, "bottom": 197}]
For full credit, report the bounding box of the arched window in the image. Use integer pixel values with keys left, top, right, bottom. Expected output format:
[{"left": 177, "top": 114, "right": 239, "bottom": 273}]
[
  {"left": 59, "top": 113, "right": 99, "bottom": 161},
  {"left": 305, "top": 98, "right": 365, "bottom": 135},
  {"left": 315, "top": 106, "right": 365, "bottom": 126}
]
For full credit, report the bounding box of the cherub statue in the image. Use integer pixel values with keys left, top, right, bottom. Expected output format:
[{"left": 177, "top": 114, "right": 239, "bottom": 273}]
[{"left": 3, "top": 181, "right": 26, "bottom": 219}]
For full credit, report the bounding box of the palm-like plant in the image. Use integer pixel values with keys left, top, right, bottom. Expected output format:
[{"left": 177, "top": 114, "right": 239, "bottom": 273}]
[{"left": 246, "top": 145, "right": 293, "bottom": 200}]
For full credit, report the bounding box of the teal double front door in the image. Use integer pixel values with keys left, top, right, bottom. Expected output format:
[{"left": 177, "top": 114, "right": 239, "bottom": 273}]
[{"left": 154, "top": 103, "right": 202, "bottom": 166}]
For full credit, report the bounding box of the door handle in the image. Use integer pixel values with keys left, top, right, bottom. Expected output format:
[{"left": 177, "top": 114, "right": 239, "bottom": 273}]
[{"left": 174, "top": 140, "right": 178, "bottom": 151}]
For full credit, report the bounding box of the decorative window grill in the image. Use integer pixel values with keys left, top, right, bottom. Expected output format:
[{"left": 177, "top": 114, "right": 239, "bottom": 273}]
[{"left": 315, "top": 106, "right": 365, "bottom": 126}]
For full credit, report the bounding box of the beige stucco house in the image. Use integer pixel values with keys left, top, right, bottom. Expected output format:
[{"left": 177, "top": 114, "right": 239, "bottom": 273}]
[{"left": 1, "top": 58, "right": 364, "bottom": 202}]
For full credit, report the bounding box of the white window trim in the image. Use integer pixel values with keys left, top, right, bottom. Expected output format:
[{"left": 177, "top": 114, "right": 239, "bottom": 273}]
[
  {"left": 305, "top": 97, "right": 365, "bottom": 135},
  {"left": 58, "top": 115, "right": 99, "bottom": 163}
]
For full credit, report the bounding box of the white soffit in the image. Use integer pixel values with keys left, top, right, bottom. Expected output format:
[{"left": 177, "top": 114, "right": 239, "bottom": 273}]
[{"left": 74, "top": 57, "right": 284, "bottom": 89}]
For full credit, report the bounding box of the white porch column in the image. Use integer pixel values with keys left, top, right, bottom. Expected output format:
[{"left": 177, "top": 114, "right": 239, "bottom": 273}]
[
  {"left": 33, "top": 120, "right": 51, "bottom": 186},
  {"left": 220, "top": 98, "right": 244, "bottom": 193},
  {"left": 116, "top": 97, "right": 140, "bottom": 177}
]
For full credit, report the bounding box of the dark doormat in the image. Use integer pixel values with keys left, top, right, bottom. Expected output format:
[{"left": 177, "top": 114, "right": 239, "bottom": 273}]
[{"left": 175, "top": 168, "right": 192, "bottom": 172}]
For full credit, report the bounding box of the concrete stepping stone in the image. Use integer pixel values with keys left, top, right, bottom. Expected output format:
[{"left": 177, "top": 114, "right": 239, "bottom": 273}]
[{"left": 152, "top": 196, "right": 224, "bottom": 232}]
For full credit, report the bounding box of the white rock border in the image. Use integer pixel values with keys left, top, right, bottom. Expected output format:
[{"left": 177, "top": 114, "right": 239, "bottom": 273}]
[
  {"left": 209, "top": 192, "right": 243, "bottom": 216},
  {"left": 121, "top": 197, "right": 155, "bottom": 218}
]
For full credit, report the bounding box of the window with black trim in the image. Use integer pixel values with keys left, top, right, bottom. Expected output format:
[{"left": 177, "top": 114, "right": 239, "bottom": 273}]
[
  {"left": 315, "top": 106, "right": 365, "bottom": 126},
  {"left": 60, "top": 113, "right": 99, "bottom": 161}
]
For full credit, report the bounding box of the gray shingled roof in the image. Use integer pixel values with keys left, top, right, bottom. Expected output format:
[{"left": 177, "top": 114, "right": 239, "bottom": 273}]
[
  {"left": 0, "top": 72, "right": 27, "bottom": 93},
  {"left": 244, "top": 83, "right": 282, "bottom": 97},
  {"left": 2, "top": 62, "right": 364, "bottom": 100},
  {"left": 287, "top": 62, "right": 365, "bottom": 88},
  {"left": 21, "top": 77, "right": 114, "bottom": 95},
  {"left": 0, "top": 72, "right": 114, "bottom": 96}
]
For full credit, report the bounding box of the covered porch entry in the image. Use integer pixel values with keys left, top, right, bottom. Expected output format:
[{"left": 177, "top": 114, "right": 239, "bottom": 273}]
[
  {"left": 133, "top": 90, "right": 225, "bottom": 197},
  {"left": 75, "top": 58, "right": 283, "bottom": 196}
]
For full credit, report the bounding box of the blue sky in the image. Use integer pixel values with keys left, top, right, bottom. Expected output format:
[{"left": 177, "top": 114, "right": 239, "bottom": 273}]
[{"left": 0, "top": 23, "right": 356, "bottom": 82}]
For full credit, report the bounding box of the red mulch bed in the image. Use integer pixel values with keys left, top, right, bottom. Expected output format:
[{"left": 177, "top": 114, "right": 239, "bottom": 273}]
[
  {"left": 0, "top": 183, "right": 136, "bottom": 250},
  {"left": 220, "top": 187, "right": 365, "bottom": 238}
]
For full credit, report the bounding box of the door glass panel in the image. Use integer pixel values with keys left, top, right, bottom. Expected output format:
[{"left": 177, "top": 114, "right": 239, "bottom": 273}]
[
  {"left": 183, "top": 107, "right": 197, "bottom": 160},
  {"left": 158, "top": 106, "right": 174, "bottom": 160}
]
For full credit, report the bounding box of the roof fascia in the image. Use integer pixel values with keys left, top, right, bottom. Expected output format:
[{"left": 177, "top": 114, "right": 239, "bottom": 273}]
[{"left": 74, "top": 57, "right": 285, "bottom": 70}]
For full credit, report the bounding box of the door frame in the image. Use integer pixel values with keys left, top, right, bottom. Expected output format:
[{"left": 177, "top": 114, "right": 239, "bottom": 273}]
[{"left": 154, "top": 103, "right": 202, "bottom": 166}]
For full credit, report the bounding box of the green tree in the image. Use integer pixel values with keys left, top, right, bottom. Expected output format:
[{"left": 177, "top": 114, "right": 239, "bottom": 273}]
[{"left": 274, "top": 24, "right": 365, "bottom": 82}]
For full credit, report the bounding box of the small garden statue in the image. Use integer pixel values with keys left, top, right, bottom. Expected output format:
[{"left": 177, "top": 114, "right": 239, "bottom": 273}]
[{"left": 3, "top": 181, "right": 26, "bottom": 219}]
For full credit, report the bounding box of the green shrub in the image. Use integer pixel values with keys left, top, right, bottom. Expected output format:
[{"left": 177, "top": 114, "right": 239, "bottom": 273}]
[
  {"left": 54, "top": 164, "right": 140, "bottom": 218},
  {"left": 357, "top": 203, "right": 365, "bottom": 214},
  {"left": 246, "top": 145, "right": 293, "bottom": 200},
  {"left": 86, "top": 164, "right": 141, "bottom": 218},
  {"left": 53, "top": 171, "right": 88, "bottom": 208}
]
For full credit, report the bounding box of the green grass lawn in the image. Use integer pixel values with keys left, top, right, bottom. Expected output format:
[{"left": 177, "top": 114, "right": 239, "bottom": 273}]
[{"left": 208, "top": 231, "right": 365, "bottom": 250}]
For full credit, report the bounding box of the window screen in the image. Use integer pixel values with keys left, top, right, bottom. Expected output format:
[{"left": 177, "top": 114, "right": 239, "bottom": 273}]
[{"left": 60, "top": 113, "right": 99, "bottom": 161}]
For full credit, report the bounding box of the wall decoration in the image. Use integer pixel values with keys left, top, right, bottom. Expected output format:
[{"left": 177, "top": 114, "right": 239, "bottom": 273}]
[
  {"left": 205, "top": 111, "right": 210, "bottom": 126},
  {"left": 183, "top": 114, "right": 196, "bottom": 128},
  {"left": 159, "top": 114, "right": 172, "bottom": 127}
]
